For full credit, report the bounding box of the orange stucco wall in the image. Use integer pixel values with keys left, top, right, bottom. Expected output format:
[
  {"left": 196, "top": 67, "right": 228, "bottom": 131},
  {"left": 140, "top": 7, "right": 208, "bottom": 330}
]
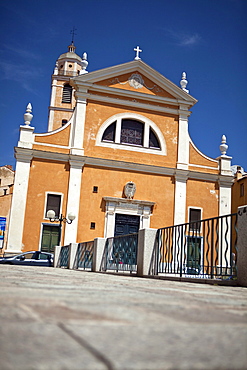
[
  {"left": 76, "top": 166, "right": 175, "bottom": 242},
  {"left": 232, "top": 177, "right": 247, "bottom": 213},
  {"left": 35, "top": 123, "right": 71, "bottom": 146},
  {"left": 83, "top": 101, "right": 178, "bottom": 168},
  {"left": 49, "top": 110, "right": 73, "bottom": 131},
  {"left": 189, "top": 142, "right": 219, "bottom": 173},
  {"left": 53, "top": 78, "right": 76, "bottom": 108},
  {"left": 22, "top": 159, "right": 70, "bottom": 252},
  {"left": 97, "top": 72, "right": 175, "bottom": 99},
  {"left": 186, "top": 179, "right": 219, "bottom": 221}
]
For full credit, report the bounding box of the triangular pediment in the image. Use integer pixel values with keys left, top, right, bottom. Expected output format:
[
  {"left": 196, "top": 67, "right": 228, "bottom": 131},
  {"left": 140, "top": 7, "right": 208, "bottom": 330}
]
[{"left": 72, "top": 60, "right": 197, "bottom": 106}]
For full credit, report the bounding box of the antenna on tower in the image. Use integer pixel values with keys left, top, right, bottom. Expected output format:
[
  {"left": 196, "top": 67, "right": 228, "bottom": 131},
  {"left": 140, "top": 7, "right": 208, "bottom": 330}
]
[{"left": 70, "top": 27, "right": 77, "bottom": 44}]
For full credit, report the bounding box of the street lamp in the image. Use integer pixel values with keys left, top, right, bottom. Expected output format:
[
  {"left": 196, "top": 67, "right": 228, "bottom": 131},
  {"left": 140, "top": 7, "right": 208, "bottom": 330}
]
[{"left": 46, "top": 210, "right": 76, "bottom": 246}]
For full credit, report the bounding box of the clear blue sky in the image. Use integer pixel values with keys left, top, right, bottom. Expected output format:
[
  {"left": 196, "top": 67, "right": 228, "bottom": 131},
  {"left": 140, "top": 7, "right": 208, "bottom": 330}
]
[{"left": 0, "top": 0, "right": 246, "bottom": 171}]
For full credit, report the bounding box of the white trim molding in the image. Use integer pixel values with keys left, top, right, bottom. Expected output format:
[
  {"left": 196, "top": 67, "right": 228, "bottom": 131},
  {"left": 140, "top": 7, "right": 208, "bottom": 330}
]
[
  {"left": 174, "top": 170, "right": 189, "bottom": 226},
  {"left": 6, "top": 151, "right": 33, "bottom": 252},
  {"left": 96, "top": 112, "right": 167, "bottom": 156},
  {"left": 64, "top": 160, "right": 84, "bottom": 245},
  {"left": 103, "top": 197, "right": 155, "bottom": 238}
]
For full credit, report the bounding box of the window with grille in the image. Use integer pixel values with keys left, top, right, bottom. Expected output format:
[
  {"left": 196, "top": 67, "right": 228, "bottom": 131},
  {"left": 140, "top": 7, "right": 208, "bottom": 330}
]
[
  {"left": 102, "top": 121, "right": 116, "bottom": 142},
  {"left": 62, "top": 84, "right": 72, "bottom": 103},
  {"left": 120, "top": 119, "right": 144, "bottom": 146},
  {"left": 102, "top": 118, "right": 160, "bottom": 149},
  {"left": 149, "top": 127, "right": 160, "bottom": 148},
  {"left": 46, "top": 194, "right": 61, "bottom": 218}
]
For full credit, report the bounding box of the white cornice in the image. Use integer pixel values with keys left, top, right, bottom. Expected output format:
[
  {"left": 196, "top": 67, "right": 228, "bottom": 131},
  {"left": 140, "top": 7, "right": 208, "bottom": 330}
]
[
  {"left": 78, "top": 82, "right": 193, "bottom": 109},
  {"left": 189, "top": 163, "right": 219, "bottom": 171},
  {"left": 71, "top": 60, "right": 197, "bottom": 105},
  {"left": 103, "top": 196, "right": 155, "bottom": 207},
  {"left": 48, "top": 106, "right": 74, "bottom": 112},
  {"left": 16, "top": 148, "right": 229, "bottom": 183},
  {"left": 79, "top": 92, "right": 189, "bottom": 116}
]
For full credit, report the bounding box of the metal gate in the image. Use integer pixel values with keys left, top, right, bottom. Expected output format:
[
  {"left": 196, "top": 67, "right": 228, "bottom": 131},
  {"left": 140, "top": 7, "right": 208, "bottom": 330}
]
[
  {"left": 101, "top": 233, "right": 138, "bottom": 273},
  {"left": 152, "top": 213, "right": 238, "bottom": 279},
  {"left": 73, "top": 241, "right": 94, "bottom": 270}
]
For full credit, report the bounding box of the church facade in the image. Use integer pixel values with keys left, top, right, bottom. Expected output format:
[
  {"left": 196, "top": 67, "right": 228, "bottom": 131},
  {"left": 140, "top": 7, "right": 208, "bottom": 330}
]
[{"left": 6, "top": 44, "right": 233, "bottom": 254}]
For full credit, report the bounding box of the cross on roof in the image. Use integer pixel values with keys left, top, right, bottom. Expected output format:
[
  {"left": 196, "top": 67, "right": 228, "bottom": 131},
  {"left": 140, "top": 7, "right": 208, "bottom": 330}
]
[
  {"left": 134, "top": 46, "right": 142, "bottom": 60},
  {"left": 70, "top": 27, "right": 77, "bottom": 43}
]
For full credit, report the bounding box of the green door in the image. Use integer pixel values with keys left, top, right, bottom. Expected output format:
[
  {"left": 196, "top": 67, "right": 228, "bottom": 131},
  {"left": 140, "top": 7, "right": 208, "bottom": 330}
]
[
  {"left": 186, "top": 237, "right": 201, "bottom": 274},
  {"left": 41, "top": 225, "right": 60, "bottom": 253}
]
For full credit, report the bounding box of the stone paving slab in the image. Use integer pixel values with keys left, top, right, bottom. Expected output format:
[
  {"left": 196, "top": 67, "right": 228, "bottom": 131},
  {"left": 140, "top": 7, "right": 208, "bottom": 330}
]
[{"left": 0, "top": 265, "right": 246, "bottom": 370}]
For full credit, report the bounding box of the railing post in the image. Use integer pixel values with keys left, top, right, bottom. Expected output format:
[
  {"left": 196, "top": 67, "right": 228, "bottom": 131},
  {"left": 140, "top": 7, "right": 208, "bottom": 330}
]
[
  {"left": 54, "top": 245, "right": 61, "bottom": 268},
  {"left": 68, "top": 243, "right": 78, "bottom": 269},
  {"left": 237, "top": 205, "right": 247, "bottom": 287},
  {"left": 210, "top": 218, "right": 214, "bottom": 279},
  {"left": 137, "top": 228, "right": 157, "bottom": 277},
  {"left": 92, "top": 238, "right": 106, "bottom": 272}
]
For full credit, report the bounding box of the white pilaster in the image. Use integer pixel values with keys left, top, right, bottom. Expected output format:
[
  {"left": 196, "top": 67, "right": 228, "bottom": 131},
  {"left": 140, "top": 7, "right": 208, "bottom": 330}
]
[
  {"left": 177, "top": 107, "right": 189, "bottom": 170},
  {"left": 104, "top": 202, "right": 116, "bottom": 238},
  {"left": 70, "top": 94, "right": 87, "bottom": 151},
  {"left": 174, "top": 171, "right": 188, "bottom": 226},
  {"left": 18, "top": 125, "right": 34, "bottom": 148},
  {"left": 218, "top": 179, "right": 232, "bottom": 216},
  {"left": 48, "top": 79, "right": 57, "bottom": 131},
  {"left": 217, "top": 155, "right": 233, "bottom": 216},
  {"left": 6, "top": 149, "right": 33, "bottom": 252},
  {"left": 141, "top": 207, "right": 151, "bottom": 229},
  {"left": 64, "top": 160, "right": 84, "bottom": 245}
]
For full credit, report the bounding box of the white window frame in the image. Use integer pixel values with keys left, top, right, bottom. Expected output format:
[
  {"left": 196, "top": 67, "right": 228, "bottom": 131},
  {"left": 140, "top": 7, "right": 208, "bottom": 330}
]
[
  {"left": 44, "top": 192, "right": 64, "bottom": 220},
  {"left": 188, "top": 207, "right": 203, "bottom": 228},
  {"left": 96, "top": 113, "right": 167, "bottom": 156}
]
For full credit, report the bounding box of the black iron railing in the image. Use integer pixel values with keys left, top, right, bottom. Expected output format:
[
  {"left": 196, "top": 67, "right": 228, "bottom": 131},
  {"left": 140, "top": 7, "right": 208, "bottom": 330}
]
[
  {"left": 73, "top": 241, "right": 94, "bottom": 270},
  {"left": 151, "top": 213, "right": 238, "bottom": 279},
  {"left": 101, "top": 233, "right": 138, "bottom": 273},
  {"left": 57, "top": 245, "right": 69, "bottom": 268}
]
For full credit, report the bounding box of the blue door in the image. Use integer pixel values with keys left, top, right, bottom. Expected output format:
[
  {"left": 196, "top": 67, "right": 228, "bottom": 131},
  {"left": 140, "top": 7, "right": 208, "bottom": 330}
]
[{"left": 114, "top": 214, "right": 140, "bottom": 236}]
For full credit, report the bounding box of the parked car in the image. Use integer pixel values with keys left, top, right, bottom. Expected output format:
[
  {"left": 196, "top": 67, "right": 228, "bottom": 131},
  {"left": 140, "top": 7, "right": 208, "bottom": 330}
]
[{"left": 0, "top": 251, "right": 53, "bottom": 267}]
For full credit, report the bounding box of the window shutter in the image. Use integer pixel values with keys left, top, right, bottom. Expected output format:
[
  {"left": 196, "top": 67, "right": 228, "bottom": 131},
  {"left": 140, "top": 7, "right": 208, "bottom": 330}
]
[{"left": 62, "top": 84, "right": 72, "bottom": 103}]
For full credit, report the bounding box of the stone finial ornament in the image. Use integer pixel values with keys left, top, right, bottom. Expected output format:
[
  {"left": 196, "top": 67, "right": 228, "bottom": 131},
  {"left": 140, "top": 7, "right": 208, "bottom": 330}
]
[
  {"left": 54, "top": 61, "right": 58, "bottom": 75},
  {"left": 219, "top": 135, "right": 228, "bottom": 156},
  {"left": 24, "top": 103, "right": 33, "bottom": 126},
  {"left": 80, "top": 52, "right": 88, "bottom": 74},
  {"left": 180, "top": 72, "right": 189, "bottom": 93}
]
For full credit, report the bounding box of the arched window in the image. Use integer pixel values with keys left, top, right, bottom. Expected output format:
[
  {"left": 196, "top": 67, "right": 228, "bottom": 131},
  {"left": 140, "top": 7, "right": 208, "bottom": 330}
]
[
  {"left": 102, "top": 121, "right": 116, "bottom": 142},
  {"left": 101, "top": 117, "right": 160, "bottom": 150},
  {"left": 149, "top": 127, "right": 160, "bottom": 148},
  {"left": 62, "top": 84, "right": 72, "bottom": 103},
  {"left": 120, "top": 119, "right": 144, "bottom": 146}
]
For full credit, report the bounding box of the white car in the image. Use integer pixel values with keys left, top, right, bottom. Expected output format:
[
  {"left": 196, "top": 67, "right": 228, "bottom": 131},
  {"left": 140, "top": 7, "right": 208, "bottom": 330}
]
[{"left": 0, "top": 251, "right": 54, "bottom": 267}]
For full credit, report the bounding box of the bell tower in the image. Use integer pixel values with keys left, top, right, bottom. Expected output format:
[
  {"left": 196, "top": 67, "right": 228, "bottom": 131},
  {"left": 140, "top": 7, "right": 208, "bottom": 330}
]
[{"left": 48, "top": 40, "right": 88, "bottom": 131}]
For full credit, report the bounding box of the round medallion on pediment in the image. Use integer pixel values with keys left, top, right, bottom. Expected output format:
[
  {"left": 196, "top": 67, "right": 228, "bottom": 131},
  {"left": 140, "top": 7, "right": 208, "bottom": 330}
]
[{"left": 128, "top": 73, "right": 144, "bottom": 89}]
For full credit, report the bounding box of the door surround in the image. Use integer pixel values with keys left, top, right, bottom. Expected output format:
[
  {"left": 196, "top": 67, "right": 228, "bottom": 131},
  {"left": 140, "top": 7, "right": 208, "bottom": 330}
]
[{"left": 103, "top": 196, "right": 155, "bottom": 238}]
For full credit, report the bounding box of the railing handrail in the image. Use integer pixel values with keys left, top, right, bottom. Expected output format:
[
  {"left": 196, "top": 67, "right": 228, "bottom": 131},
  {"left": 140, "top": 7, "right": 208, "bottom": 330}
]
[
  {"left": 106, "top": 232, "right": 139, "bottom": 241},
  {"left": 157, "top": 212, "right": 238, "bottom": 232}
]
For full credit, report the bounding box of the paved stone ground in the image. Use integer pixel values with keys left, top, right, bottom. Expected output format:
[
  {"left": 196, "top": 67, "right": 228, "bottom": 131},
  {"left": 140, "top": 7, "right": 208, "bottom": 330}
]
[{"left": 0, "top": 265, "right": 246, "bottom": 370}]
